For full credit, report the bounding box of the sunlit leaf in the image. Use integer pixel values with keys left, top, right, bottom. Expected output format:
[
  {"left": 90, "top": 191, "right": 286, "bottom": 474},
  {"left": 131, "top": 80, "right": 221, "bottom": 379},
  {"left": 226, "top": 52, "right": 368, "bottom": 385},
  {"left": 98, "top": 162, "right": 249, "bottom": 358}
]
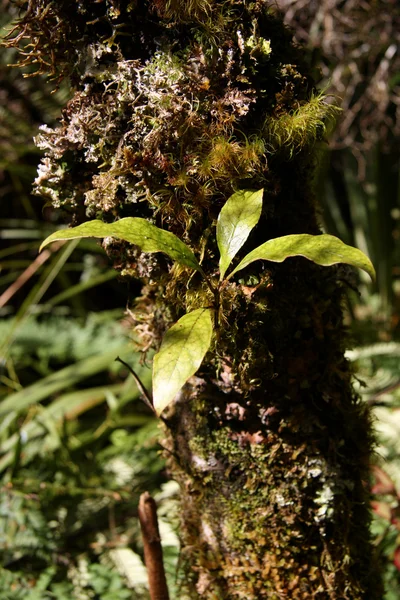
[
  {"left": 228, "top": 233, "right": 376, "bottom": 281},
  {"left": 217, "top": 189, "right": 263, "bottom": 281},
  {"left": 40, "top": 218, "right": 202, "bottom": 272},
  {"left": 153, "top": 308, "right": 213, "bottom": 415}
]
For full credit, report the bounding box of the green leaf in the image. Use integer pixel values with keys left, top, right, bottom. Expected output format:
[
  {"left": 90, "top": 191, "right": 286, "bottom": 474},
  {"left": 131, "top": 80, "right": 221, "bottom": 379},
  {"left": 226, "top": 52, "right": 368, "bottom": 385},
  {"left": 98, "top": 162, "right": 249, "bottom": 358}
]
[
  {"left": 40, "top": 218, "right": 201, "bottom": 272},
  {"left": 152, "top": 308, "right": 213, "bottom": 415},
  {"left": 217, "top": 189, "right": 264, "bottom": 281},
  {"left": 228, "top": 233, "right": 376, "bottom": 281}
]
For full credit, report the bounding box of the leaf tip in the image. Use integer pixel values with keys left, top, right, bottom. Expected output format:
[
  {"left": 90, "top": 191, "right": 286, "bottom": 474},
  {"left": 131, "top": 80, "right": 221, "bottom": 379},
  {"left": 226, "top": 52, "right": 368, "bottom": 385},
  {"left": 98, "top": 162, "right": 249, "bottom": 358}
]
[
  {"left": 39, "top": 239, "right": 51, "bottom": 253},
  {"left": 368, "top": 264, "right": 377, "bottom": 283}
]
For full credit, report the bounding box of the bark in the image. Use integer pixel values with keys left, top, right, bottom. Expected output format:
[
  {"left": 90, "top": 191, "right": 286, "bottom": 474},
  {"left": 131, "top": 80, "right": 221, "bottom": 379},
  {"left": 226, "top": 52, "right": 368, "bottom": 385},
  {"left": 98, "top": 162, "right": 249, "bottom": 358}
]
[
  {"left": 166, "top": 257, "right": 380, "bottom": 598},
  {"left": 5, "top": 1, "right": 383, "bottom": 597}
]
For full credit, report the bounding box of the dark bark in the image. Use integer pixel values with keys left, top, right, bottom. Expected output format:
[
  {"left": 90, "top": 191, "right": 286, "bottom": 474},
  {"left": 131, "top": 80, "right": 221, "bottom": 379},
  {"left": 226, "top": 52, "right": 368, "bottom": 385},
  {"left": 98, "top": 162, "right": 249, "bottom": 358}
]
[
  {"left": 5, "top": 1, "right": 383, "bottom": 597},
  {"left": 166, "top": 259, "right": 380, "bottom": 598}
]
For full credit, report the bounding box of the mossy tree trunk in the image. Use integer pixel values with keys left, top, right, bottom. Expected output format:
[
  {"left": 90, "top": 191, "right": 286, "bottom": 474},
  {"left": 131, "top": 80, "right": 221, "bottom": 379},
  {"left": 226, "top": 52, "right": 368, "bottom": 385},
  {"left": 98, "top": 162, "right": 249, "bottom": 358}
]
[{"left": 6, "top": 1, "right": 382, "bottom": 597}]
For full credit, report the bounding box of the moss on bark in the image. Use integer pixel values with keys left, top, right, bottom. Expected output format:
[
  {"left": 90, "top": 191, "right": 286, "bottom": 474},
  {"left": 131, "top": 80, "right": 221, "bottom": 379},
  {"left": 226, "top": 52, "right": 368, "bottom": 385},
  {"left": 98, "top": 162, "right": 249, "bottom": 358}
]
[
  {"left": 166, "top": 261, "right": 380, "bottom": 598},
  {"left": 5, "top": 1, "right": 383, "bottom": 597}
]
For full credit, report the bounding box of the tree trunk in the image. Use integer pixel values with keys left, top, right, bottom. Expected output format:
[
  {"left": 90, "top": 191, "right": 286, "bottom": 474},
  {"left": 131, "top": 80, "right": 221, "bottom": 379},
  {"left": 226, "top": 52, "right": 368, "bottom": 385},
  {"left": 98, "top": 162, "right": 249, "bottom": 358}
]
[
  {"left": 7, "top": 0, "right": 383, "bottom": 597},
  {"left": 166, "top": 256, "right": 380, "bottom": 598}
]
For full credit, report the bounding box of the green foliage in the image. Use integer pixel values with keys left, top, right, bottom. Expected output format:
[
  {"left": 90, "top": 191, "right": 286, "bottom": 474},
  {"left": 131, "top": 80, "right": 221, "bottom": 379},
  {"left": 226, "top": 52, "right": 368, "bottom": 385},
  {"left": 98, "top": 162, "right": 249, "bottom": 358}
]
[
  {"left": 39, "top": 190, "right": 374, "bottom": 413},
  {"left": 40, "top": 218, "right": 202, "bottom": 273},
  {"left": 346, "top": 341, "right": 400, "bottom": 599},
  {"left": 0, "top": 419, "right": 163, "bottom": 597},
  {"left": 0, "top": 264, "right": 178, "bottom": 597},
  {"left": 229, "top": 232, "right": 376, "bottom": 281},
  {"left": 0, "top": 370, "right": 172, "bottom": 597},
  {"left": 153, "top": 308, "right": 213, "bottom": 415},
  {"left": 40, "top": 191, "right": 374, "bottom": 291},
  {"left": 0, "top": 312, "right": 126, "bottom": 367},
  {"left": 216, "top": 189, "right": 264, "bottom": 281},
  {"left": 318, "top": 148, "right": 399, "bottom": 321}
]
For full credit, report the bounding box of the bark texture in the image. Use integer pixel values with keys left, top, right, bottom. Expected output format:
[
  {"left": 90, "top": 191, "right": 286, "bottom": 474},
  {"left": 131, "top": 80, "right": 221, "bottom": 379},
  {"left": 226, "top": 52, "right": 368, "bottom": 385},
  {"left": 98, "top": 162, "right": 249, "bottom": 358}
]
[
  {"left": 167, "top": 259, "right": 380, "bottom": 598},
  {"left": 6, "top": 1, "right": 382, "bottom": 597}
]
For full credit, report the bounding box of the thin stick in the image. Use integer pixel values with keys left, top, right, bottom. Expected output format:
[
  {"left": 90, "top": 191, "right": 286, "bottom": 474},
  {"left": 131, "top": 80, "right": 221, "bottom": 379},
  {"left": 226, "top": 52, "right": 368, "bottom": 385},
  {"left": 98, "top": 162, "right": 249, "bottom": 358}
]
[
  {"left": 115, "top": 356, "right": 155, "bottom": 414},
  {"left": 0, "top": 249, "right": 51, "bottom": 309},
  {"left": 116, "top": 357, "right": 171, "bottom": 427},
  {"left": 138, "top": 492, "right": 170, "bottom": 600},
  {"left": 0, "top": 240, "right": 65, "bottom": 309}
]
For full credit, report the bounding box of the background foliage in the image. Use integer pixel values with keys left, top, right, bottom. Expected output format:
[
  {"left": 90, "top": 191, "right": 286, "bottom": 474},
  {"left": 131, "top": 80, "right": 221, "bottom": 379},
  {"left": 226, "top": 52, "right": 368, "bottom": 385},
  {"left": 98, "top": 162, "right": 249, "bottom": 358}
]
[{"left": 0, "top": 0, "right": 399, "bottom": 597}]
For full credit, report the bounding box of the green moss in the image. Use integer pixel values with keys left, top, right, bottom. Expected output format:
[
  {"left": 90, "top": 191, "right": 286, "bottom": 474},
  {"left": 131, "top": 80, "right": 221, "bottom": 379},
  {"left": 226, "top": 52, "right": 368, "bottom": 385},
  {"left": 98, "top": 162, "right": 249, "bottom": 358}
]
[
  {"left": 174, "top": 406, "right": 377, "bottom": 597},
  {"left": 264, "top": 93, "right": 340, "bottom": 157},
  {"left": 153, "top": 0, "right": 215, "bottom": 22}
]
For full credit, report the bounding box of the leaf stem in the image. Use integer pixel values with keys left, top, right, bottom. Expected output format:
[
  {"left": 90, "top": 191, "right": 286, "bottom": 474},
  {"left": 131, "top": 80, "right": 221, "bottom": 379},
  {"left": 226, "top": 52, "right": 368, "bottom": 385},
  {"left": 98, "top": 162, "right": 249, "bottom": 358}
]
[
  {"left": 116, "top": 357, "right": 171, "bottom": 426},
  {"left": 198, "top": 266, "right": 220, "bottom": 311},
  {"left": 115, "top": 356, "right": 155, "bottom": 413},
  {"left": 199, "top": 266, "right": 216, "bottom": 292}
]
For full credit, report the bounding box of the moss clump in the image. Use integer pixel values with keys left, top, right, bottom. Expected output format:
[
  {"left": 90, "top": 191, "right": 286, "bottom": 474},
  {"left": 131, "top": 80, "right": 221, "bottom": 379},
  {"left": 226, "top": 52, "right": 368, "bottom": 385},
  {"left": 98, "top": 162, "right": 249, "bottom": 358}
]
[
  {"left": 8, "top": 0, "right": 335, "bottom": 353},
  {"left": 264, "top": 93, "right": 340, "bottom": 158}
]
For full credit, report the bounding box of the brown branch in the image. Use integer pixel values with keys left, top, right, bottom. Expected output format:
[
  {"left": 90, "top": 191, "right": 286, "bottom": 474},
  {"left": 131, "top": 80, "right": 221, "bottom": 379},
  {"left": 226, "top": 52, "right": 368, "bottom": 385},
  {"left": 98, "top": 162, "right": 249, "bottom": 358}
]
[
  {"left": 0, "top": 241, "right": 65, "bottom": 309},
  {"left": 138, "top": 492, "right": 170, "bottom": 600}
]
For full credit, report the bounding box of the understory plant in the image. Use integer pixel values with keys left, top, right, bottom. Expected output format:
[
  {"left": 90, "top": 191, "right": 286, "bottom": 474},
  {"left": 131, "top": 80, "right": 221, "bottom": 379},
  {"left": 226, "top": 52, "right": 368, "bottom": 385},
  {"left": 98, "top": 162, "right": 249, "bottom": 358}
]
[{"left": 5, "top": 0, "right": 383, "bottom": 597}]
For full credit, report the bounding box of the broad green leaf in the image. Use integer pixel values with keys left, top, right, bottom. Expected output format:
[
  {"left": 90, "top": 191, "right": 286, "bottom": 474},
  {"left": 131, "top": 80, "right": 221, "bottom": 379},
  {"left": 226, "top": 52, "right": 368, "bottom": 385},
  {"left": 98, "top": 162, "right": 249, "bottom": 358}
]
[
  {"left": 228, "top": 233, "right": 376, "bottom": 281},
  {"left": 40, "top": 217, "right": 201, "bottom": 272},
  {"left": 217, "top": 188, "right": 264, "bottom": 281},
  {"left": 153, "top": 308, "right": 213, "bottom": 415}
]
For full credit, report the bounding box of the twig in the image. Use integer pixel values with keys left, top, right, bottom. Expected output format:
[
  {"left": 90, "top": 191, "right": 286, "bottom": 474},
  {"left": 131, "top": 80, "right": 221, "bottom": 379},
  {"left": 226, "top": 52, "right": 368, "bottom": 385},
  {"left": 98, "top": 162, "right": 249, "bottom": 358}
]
[
  {"left": 138, "top": 491, "right": 170, "bottom": 600},
  {"left": 0, "top": 249, "right": 51, "bottom": 309},
  {"left": 116, "top": 356, "right": 171, "bottom": 427},
  {"left": 115, "top": 356, "right": 155, "bottom": 414},
  {"left": 0, "top": 240, "right": 66, "bottom": 309}
]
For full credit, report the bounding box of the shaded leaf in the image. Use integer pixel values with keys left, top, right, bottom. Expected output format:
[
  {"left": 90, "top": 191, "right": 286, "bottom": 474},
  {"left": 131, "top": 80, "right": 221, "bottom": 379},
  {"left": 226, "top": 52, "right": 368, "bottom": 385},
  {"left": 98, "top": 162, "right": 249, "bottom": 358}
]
[
  {"left": 40, "top": 218, "right": 201, "bottom": 272},
  {"left": 153, "top": 308, "right": 213, "bottom": 415},
  {"left": 228, "top": 233, "right": 376, "bottom": 281},
  {"left": 109, "top": 548, "right": 149, "bottom": 589},
  {"left": 217, "top": 188, "right": 263, "bottom": 281}
]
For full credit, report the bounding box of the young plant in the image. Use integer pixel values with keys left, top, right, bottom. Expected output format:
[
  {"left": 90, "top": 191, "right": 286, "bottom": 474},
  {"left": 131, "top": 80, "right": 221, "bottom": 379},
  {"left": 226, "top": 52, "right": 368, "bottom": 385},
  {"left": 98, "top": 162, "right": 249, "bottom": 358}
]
[{"left": 40, "top": 189, "right": 375, "bottom": 415}]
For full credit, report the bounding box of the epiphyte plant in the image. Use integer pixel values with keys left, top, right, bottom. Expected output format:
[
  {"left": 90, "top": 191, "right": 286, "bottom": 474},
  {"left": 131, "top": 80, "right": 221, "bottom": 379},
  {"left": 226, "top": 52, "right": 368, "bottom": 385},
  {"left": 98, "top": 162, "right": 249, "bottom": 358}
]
[
  {"left": 40, "top": 188, "right": 375, "bottom": 415},
  {"left": 5, "top": 0, "right": 382, "bottom": 595}
]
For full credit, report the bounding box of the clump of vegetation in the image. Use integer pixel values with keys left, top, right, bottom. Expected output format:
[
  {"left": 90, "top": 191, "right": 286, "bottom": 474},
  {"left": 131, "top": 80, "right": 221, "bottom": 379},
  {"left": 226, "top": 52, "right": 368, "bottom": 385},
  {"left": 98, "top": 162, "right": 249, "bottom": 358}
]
[
  {"left": 6, "top": 0, "right": 338, "bottom": 357},
  {"left": 3, "top": 1, "right": 386, "bottom": 598}
]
